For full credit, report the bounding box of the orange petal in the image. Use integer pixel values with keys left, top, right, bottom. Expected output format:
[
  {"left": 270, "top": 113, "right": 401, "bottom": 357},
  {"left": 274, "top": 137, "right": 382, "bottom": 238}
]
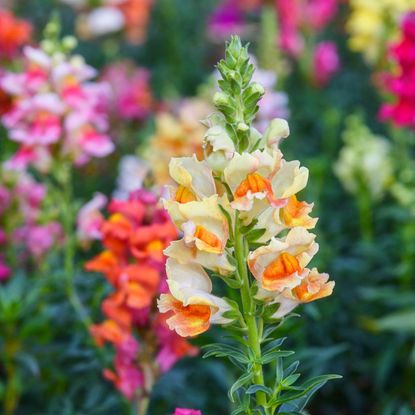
[
  {"left": 175, "top": 185, "right": 197, "bottom": 203},
  {"left": 235, "top": 172, "right": 273, "bottom": 198},
  {"left": 263, "top": 252, "right": 302, "bottom": 291},
  {"left": 194, "top": 225, "right": 222, "bottom": 251}
]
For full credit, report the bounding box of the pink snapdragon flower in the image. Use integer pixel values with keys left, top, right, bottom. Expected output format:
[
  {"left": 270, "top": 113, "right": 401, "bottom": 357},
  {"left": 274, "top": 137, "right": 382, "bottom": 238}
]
[
  {"left": 101, "top": 61, "right": 155, "bottom": 121},
  {"left": 313, "top": 41, "right": 340, "bottom": 87},
  {"left": 0, "top": 258, "right": 11, "bottom": 281},
  {"left": 1, "top": 45, "right": 114, "bottom": 170},
  {"left": 173, "top": 409, "right": 202, "bottom": 415},
  {"left": 77, "top": 192, "right": 107, "bottom": 244},
  {"left": 15, "top": 222, "right": 62, "bottom": 259},
  {"left": 380, "top": 12, "right": 415, "bottom": 129},
  {"left": 275, "top": 0, "right": 339, "bottom": 57},
  {"left": 208, "top": 0, "right": 246, "bottom": 40}
]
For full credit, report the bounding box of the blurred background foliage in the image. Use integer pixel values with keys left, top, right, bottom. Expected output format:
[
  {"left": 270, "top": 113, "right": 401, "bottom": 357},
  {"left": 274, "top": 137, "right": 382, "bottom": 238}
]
[{"left": 1, "top": 0, "right": 415, "bottom": 414}]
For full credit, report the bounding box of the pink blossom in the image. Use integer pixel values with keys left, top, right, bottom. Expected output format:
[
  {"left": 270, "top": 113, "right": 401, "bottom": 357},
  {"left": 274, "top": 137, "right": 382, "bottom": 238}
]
[
  {"left": 102, "top": 61, "right": 154, "bottom": 121},
  {"left": 21, "top": 222, "right": 62, "bottom": 259},
  {"left": 173, "top": 409, "right": 202, "bottom": 415},
  {"left": 379, "top": 12, "right": 415, "bottom": 129},
  {"left": 306, "top": 0, "right": 338, "bottom": 31},
  {"left": 77, "top": 192, "right": 107, "bottom": 244},
  {"left": 313, "top": 41, "right": 340, "bottom": 87},
  {"left": 207, "top": 0, "right": 246, "bottom": 40},
  {"left": 1, "top": 45, "right": 114, "bottom": 170},
  {"left": 0, "top": 259, "right": 11, "bottom": 281},
  {"left": 0, "top": 186, "right": 11, "bottom": 214}
]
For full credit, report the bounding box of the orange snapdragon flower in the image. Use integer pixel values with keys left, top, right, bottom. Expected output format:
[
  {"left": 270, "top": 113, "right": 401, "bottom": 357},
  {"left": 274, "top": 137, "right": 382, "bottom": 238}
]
[{"left": 0, "top": 10, "right": 32, "bottom": 60}]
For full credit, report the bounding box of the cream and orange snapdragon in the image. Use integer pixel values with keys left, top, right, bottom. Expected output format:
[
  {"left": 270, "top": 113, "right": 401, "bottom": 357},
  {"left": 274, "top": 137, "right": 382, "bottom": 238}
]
[{"left": 158, "top": 37, "right": 338, "bottom": 414}]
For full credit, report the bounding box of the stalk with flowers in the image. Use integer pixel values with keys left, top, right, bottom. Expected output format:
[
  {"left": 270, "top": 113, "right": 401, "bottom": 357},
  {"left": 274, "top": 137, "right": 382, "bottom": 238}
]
[{"left": 158, "top": 36, "right": 339, "bottom": 414}]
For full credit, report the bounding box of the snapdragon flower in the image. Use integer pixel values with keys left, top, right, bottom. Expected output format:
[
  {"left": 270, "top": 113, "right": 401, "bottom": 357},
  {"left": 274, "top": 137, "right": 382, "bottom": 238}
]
[
  {"left": 1, "top": 40, "right": 114, "bottom": 171},
  {"left": 158, "top": 37, "right": 337, "bottom": 414},
  {"left": 85, "top": 189, "right": 198, "bottom": 403}
]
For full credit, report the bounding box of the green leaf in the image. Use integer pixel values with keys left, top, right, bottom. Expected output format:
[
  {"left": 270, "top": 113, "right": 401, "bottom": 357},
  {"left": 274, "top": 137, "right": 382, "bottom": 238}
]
[
  {"left": 246, "top": 228, "right": 266, "bottom": 243},
  {"left": 246, "top": 384, "right": 273, "bottom": 396},
  {"left": 273, "top": 374, "right": 342, "bottom": 409},
  {"left": 203, "top": 343, "right": 250, "bottom": 364},
  {"left": 228, "top": 371, "right": 254, "bottom": 402},
  {"left": 261, "top": 350, "right": 295, "bottom": 365},
  {"left": 369, "top": 309, "right": 415, "bottom": 333}
]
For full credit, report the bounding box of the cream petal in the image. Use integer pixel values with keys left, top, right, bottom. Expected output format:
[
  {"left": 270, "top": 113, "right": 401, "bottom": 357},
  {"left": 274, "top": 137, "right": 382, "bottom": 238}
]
[
  {"left": 169, "top": 155, "right": 216, "bottom": 198},
  {"left": 164, "top": 240, "right": 235, "bottom": 275},
  {"left": 272, "top": 160, "right": 309, "bottom": 199}
]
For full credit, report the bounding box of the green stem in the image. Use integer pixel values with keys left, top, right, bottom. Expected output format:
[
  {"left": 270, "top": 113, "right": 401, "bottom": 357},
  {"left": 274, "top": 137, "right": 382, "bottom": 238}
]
[
  {"left": 356, "top": 184, "right": 373, "bottom": 243},
  {"left": 60, "top": 167, "right": 92, "bottom": 330},
  {"left": 234, "top": 214, "right": 268, "bottom": 412}
]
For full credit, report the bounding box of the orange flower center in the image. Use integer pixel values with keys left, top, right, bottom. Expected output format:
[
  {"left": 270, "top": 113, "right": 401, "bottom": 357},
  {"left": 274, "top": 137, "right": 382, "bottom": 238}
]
[
  {"left": 194, "top": 225, "right": 222, "bottom": 250},
  {"left": 263, "top": 252, "right": 302, "bottom": 288},
  {"left": 146, "top": 239, "right": 164, "bottom": 253},
  {"left": 175, "top": 185, "right": 197, "bottom": 203},
  {"left": 173, "top": 300, "right": 212, "bottom": 337},
  {"left": 235, "top": 173, "right": 272, "bottom": 198},
  {"left": 293, "top": 282, "right": 313, "bottom": 302}
]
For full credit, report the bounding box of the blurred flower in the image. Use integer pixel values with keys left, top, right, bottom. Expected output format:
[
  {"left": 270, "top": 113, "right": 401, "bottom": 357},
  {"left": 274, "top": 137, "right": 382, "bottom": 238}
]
[
  {"left": 16, "top": 222, "right": 62, "bottom": 259},
  {"left": 275, "top": 0, "right": 339, "bottom": 57},
  {"left": 346, "top": 0, "right": 414, "bottom": 64},
  {"left": 0, "top": 257, "right": 11, "bottom": 281},
  {"left": 102, "top": 61, "right": 155, "bottom": 122},
  {"left": 313, "top": 41, "right": 340, "bottom": 87},
  {"left": 142, "top": 99, "right": 212, "bottom": 185},
  {"left": 380, "top": 12, "right": 415, "bottom": 129},
  {"left": 334, "top": 114, "right": 393, "bottom": 200},
  {"left": 0, "top": 9, "right": 32, "bottom": 60},
  {"left": 77, "top": 192, "right": 107, "bottom": 245},
  {"left": 63, "top": 0, "right": 153, "bottom": 44},
  {"left": 1, "top": 44, "right": 114, "bottom": 171},
  {"left": 0, "top": 168, "right": 62, "bottom": 268},
  {"left": 173, "top": 409, "right": 202, "bottom": 415},
  {"left": 207, "top": 0, "right": 246, "bottom": 40},
  {"left": 113, "top": 155, "right": 150, "bottom": 200},
  {"left": 86, "top": 189, "right": 197, "bottom": 399}
]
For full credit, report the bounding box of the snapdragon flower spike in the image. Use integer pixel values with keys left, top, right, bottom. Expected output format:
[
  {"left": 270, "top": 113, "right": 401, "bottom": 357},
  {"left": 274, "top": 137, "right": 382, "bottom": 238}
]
[
  {"left": 85, "top": 190, "right": 198, "bottom": 401},
  {"left": 1, "top": 36, "right": 114, "bottom": 171},
  {"left": 159, "top": 36, "right": 336, "bottom": 414}
]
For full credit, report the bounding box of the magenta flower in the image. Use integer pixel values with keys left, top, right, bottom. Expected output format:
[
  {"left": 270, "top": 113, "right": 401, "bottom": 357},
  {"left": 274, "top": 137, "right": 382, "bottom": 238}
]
[
  {"left": 380, "top": 12, "right": 415, "bottom": 129},
  {"left": 0, "top": 258, "right": 11, "bottom": 281},
  {"left": 313, "top": 41, "right": 340, "bottom": 87},
  {"left": 22, "top": 222, "right": 62, "bottom": 259},
  {"left": 208, "top": 0, "right": 246, "bottom": 40},
  {"left": 173, "top": 409, "right": 202, "bottom": 415},
  {"left": 101, "top": 61, "right": 155, "bottom": 122}
]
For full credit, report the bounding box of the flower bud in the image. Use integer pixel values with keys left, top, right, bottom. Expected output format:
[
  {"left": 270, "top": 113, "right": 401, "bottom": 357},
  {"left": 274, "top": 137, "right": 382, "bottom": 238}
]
[
  {"left": 213, "top": 91, "right": 230, "bottom": 107},
  {"left": 264, "top": 118, "right": 290, "bottom": 150}
]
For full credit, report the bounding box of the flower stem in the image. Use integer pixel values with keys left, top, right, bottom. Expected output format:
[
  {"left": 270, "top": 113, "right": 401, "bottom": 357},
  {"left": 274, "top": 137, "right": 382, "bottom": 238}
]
[
  {"left": 234, "top": 214, "right": 268, "bottom": 412},
  {"left": 60, "top": 166, "right": 92, "bottom": 330}
]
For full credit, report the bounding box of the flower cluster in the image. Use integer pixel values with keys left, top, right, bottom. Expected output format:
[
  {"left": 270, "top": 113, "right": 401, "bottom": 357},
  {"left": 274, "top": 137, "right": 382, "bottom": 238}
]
[
  {"left": 61, "top": 0, "right": 153, "bottom": 44},
  {"left": 158, "top": 37, "right": 334, "bottom": 338},
  {"left": 346, "top": 0, "right": 414, "bottom": 65},
  {"left": 0, "top": 168, "right": 62, "bottom": 280},
  {"left": 0, "top": 9, "right": 32, "bottom": 60},
  {"left": 334, "top": 114, "right": 392, "bottom": 200},
  {"left": 85, "top": 190, "right": 198, "bottom": 399},
  {"left": 1, "top": 40, "right": 114, "bottom": 171},
  {"left": 141, "top": 99, "right": 212, "bottom": 185},
  {"left": 101, "top": 60, "right": 155, "bottom": 122},
  {"left": 275, "top": 0, "right": 339, "bottom": 57},
  {"left": 379, "top": 12, "right": 415, "bottom": 129}
]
